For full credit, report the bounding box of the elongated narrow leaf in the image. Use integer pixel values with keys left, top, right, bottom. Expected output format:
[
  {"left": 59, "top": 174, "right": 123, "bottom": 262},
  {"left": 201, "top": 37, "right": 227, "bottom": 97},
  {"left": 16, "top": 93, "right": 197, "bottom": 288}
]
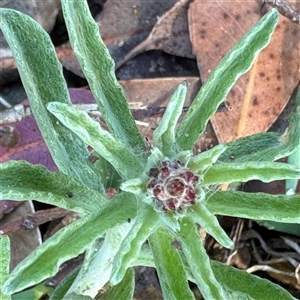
[
  {"left": 0, "top": 9, "right": 103, "bottom": 193},
  {"left": 47, "top": 102, "right": 143, "bottom": 179},
  {"left": 188, "top": 144, "right": 227, "bottom": 173},
  {"left": 132, "top": 247, "right": 295, "bottom": 300},
  {"left": 149, "top": 228, "right": 195, "bottom": 300},
  {"left": 110, "top": 204, "right": 160, "bottom": 285},
  {"left": 176, "top": 9, "right": 279, "bottom": 150},
  {"left": 10, "top": 282, "right": 53, "bottom": 300},
  {"left": 211, "top": 261, "right": 296, "bottom": 300},
  {"left": 219, "top": 112, "right": 300, "bottom": 163},
  {"left": 153, "top": 83, "right": 187, "bottom": 157},
  {"left": 49, "top": 267, "right": 81, "bottom": 300},
  {"left": 206, "top": 191, "right": 300, "bottom": 223},
  {"left": 98, "top": 268, "right": 134, "bottom": 300},
  {"left": 0, "top": 235, "right": 10, "bottom": 300},
  {"left": 202, "top": 162, "right": 300, "bottom": 185},
  {"left": 188, "top": 202, "right": 233, "bottom": 249},
  {"left": 2, "top": 193, "right": 137, "bottom": 294},
  {"left": 67, "top": 223, "right": 132, "bottom": 297},
  {"left": 177, "top": 217, "right": 228, "bottom": 300},
  {"left": 61, "top": 0, "right": 145, "bottom": 153},
  {"left": 286, "top": 89, "right": 300, "bottom": 194},
  {"left": 0, "top": 161, "right": 106, "bottom": 214}
]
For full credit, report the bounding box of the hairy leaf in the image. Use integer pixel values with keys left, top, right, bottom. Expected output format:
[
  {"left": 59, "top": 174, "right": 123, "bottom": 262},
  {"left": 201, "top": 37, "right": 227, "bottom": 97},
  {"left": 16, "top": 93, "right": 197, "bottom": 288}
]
[
  {"left": 188, "top": 202, "right": 234, "bottom": 249},
  {"left": 110, "top": 204, "right": 160, "bottom": 285},
  {"left": 188, "top": 144, "right": 227, "bottom": 173},
  {"left": 61, "top": 0, "right": 145, "bottom": 153},
  {"left": 211, "top": 261, "right": 296, "bottom": 300},
  {"left": 97, "top": 268, "right": 134, "bottom": 300},
  {"left": 0, "top": 161, "right": 106, "bottom": 214},
  {"left": 47, "top": 102, "right": 143, "bottom": 179},
  {"left": 0, "top": 8, "right": 103, "bottom": 193},
  {"left": 219, "top": 112, "right": 300, "bottom": 163},
  {"left": 49, "top": 267, "right": 81, "bottom": 300},
  {"left": 0, "top": 235, "right": 10, "bottom": 300},
  {"left": 67, "top": 223, "right": 132, "bottom": 297},
  {"left": 153, "top": 83, "right": 187, "bottom": 157},
  {"left": 176, "top": 9, "right": 279, "bottom": 150},
  {"left": 203, "top": 161, "right": 300, "bottom": 185},
  {"left": 149, "top": 227, "right": 195, "bottom": 300},
  {"left": 206, "top": 191, "right": 300, "bottom": 223},
  {"left": 2, "top": 194, "right": 137, "bottom": 294},
  {"left": 177, "top": 217, "right": 228, "bottom": 299}
]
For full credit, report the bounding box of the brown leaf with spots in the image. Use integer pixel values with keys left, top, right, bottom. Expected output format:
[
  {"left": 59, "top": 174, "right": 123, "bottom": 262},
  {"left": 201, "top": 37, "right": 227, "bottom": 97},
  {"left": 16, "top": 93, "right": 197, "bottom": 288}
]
[{"left": 189, "top": 0, "right": 300, "bottom": 143}]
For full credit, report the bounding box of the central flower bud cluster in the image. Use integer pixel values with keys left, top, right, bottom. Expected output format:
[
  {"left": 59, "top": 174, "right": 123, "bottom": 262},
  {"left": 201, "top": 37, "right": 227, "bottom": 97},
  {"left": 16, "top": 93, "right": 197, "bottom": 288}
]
[{"left": 147, "top": 159, "right": 199, "bottom": 211}]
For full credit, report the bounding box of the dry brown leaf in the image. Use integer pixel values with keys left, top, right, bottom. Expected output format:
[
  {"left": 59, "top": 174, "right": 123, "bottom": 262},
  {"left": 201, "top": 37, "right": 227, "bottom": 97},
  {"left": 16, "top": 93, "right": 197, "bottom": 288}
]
[
  {"left": 0, "top": 201, "right": 41, "bottom": 270},
  {"left": 96, "top": 0, "right": 178, "bottom": 69},
  {"left": 119, "top": 77, "right": 200, "bottom": 142},
  {"left": 115, "top": 0, "right": 194, "bottom": 69},
  {"left": 189, "top": 0, "right": 300, "bottom": 143}
]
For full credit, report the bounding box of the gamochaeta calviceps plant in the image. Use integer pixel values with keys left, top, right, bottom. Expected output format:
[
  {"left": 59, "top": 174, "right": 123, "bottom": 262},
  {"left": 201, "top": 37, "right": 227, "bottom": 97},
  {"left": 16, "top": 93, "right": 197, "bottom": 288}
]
[{"left": 0, "top": 1, "right": 299, "bottom": 299}]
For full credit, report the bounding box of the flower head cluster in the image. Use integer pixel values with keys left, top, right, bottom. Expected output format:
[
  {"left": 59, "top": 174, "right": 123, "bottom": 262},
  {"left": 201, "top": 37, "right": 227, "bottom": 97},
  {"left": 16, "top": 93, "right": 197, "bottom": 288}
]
[{"left": 147, "top": 159, "right": 199, "bottom": 211}]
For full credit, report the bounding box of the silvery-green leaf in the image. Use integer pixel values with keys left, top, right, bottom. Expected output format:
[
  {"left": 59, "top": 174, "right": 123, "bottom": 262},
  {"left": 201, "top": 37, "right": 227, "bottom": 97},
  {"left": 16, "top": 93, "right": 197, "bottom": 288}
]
[
  {"left": 203, "top": 162, "right": 300, "bottom": 185},
  {"left": 2, "top": 193, "right": 137, "bottom": 294},
  {"left": 61, "top": 0, "right": 145, "bottom": 154},
  {"left": 0, "top": 8, "right": 103, "bottom": 193},
  {"left": 153, "top": 83, "right": 187, "bottom": 157},
  {"left": 176, "top": 9, "right": 279, "bottom": 150},
  {"left": 149, "top": 228, "right": 195, "bottom": 300},
  {"left": 47, "top": 102, "right": 143, "bottom": 179},
  {"left": 0, "top": 161, "right": 106, "bottom": 214},
  {"left": 206, "top": 191, "right": 300, "bottom": 223}
]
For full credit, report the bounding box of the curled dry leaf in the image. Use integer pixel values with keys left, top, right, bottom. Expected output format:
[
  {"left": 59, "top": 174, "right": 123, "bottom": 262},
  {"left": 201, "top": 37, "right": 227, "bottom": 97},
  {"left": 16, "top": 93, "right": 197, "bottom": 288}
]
[
  {"left": 95, "top": 0, "right": 178, "bottom": 70},
  {"left": 115, "top": 0, "right": 194, "bottom": 69},
  {"left": 189, "top": 0, "right": 300, "bottom": 143}
]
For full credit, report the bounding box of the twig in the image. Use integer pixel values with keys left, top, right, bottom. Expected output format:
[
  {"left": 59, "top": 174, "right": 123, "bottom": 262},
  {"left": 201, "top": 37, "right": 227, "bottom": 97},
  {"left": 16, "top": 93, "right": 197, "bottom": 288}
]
[{"left": 263, "top": 0, "right": 300, "bottom": 24}]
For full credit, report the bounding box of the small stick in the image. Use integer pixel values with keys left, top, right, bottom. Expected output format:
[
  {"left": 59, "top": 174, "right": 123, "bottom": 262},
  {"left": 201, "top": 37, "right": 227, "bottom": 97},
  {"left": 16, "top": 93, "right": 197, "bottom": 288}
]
[{"left": 263, "top": 0, "right": 300, "bottom": 24}]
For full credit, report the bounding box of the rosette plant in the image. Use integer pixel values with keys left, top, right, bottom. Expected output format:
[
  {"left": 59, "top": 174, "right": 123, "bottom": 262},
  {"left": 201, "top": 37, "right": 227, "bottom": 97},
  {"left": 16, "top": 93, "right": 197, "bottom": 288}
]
[{"left": 1, "top": 1, "right": 299, "bottom": 299}]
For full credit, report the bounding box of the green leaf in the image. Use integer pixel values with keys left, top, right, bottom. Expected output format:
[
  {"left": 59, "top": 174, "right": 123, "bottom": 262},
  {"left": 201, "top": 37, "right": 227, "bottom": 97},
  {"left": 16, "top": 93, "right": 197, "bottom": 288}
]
[
  {"left": 110, "top": 203, "right": 160, "bottom": 285},
  {"left": 257, "top": 221, "right": 300, "bottom": 236},
  {"left": 0, "top": 8, "right": 103, "bottom": 193},
  {"left": 92, "top": 152, "right": 122, "bottom": 189},
  {"left": 206, "top": 191, "right": 300, "bottom": 223},
  {"left": 2, "top": 193, "right": 137, "bottom": 294},
  {"left": 153, "top": 83, "right": 187, "bottom": 157},
  {"left": 49, "top": 266, "right": 81, "bottom": 300},
  {"left": 188, "top": 202, "right": 234, "bottom": 249},
  {"left": 47, "top": 102, "right": 143, "bottom": 179},
  {"left": 0, "top": 161, "right": 106, "bottom": 215},
  {"left": 67, "top": 223, "right": 132, "bottom": 297},
  {"left": 132, "top": 246, "right": 295, "bottom": 300},
  {"left": 176, "top": 216, "right": 228, "bottom": 300},
  {"left": 11, "top": 282, "right": 53, "bottom": 300},
  {"left": 176, "top": 9, "right": 279, "bottom": 150},
  {"left": 202, "top": 162, "right": 300, "bottom": 185},
  {"left": 63, "top": 293, "right": 93, "bottom": 300},
  {"left": 149, "top": 228, "right": 195, "bottom": 300},
  {"left": 97, "top": 268, "right": 134, "bottom": 300},
  {"left": 188, "top": 144, "right": 227, "bottom": 174},
  {"left": 286, "top": 87, "right": 300, "bottom": 194},
  {"left": 60, "top": 0, "right": 145, "bottom": 154},
  {"left": 0, "top": 235, "right": 10, "bottom": 300},
  {"left": 219, "top": 112, "right": 300, "bottom": 163},
  {"left": 211, "top": 261, "right": 296, "bottom": 300}
]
